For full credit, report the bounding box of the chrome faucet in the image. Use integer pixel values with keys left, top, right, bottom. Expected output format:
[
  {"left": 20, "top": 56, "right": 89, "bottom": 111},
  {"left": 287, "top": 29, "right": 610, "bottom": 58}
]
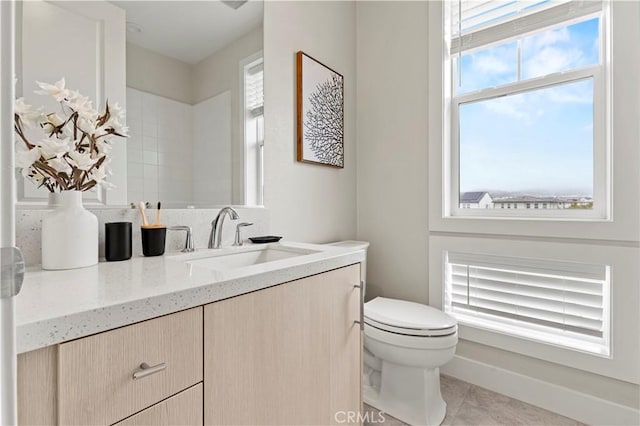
[{"left": 208, "top": 207, "right": 239, "bottom": 249}]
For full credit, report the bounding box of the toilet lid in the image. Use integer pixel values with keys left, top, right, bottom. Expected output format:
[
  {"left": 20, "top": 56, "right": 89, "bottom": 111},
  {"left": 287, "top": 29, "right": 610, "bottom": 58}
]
[{"left": 364, "top": 297, "right": 457, "bottom": 337}]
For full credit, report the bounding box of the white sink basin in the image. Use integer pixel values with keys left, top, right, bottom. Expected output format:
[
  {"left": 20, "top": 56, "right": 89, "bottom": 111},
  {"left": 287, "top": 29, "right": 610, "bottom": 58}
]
[{"left": 183, "top": 246, "right": 320, "bottom": 271}]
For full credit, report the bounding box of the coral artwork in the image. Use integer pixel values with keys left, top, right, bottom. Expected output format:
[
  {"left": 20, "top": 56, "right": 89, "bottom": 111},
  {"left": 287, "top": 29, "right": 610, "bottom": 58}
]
[{"left": 297, "top": 52, "right": 344, "bottom": 168}]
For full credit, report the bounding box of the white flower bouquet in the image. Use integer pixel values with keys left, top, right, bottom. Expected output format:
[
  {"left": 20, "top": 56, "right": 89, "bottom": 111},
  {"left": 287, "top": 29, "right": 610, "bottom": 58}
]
[{"left": 13, "top": 78, "right": 127, "bottom": 192}]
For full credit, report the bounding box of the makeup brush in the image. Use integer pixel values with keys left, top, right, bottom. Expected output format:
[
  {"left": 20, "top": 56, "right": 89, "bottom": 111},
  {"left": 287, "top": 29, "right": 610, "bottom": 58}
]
[
  {"left": 138, "top": 201, "right": 149, "bottom": 227},
  {"left": 155, "top": 201, "right": 162, "bottom": 227}
]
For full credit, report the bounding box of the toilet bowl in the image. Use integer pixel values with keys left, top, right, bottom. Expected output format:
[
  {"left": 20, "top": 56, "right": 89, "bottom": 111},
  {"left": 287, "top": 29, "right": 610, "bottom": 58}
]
[
  {"left": 364, "top": 297, "right": 457, "bottom": 426},
  {"left": 326, "top": 241, "right": 458, "bottom": 426}
]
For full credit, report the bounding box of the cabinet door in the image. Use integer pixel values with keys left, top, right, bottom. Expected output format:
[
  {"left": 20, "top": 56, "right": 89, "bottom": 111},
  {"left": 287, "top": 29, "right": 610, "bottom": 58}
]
[
  {"left": 17, "top": 346, "right": 57, "bottom": 426},
  {"left": 204, "top": 264, "right": 362, "bottom": 425},
  {"left": 114, "top": 383, "right": 203, "bottom": 426}
]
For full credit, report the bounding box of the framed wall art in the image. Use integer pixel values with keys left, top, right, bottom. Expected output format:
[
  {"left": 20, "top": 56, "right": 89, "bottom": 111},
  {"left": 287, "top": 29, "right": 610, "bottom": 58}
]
[{"left": 296, "top": 51, "right": 344, "bottom": 168}]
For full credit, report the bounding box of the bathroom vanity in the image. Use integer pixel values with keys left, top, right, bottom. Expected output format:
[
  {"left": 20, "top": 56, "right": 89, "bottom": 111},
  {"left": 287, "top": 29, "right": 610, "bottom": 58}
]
[{"left": 15, "top": 242, "right": 365, "bottom": 425}]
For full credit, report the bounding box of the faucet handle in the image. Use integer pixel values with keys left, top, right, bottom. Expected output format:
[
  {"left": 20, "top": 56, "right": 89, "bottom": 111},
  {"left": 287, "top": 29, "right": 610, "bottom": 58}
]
[
  {"left": 234, "top": 222, "right": 254, "bottom": 246},
  {"left": 167, "top": 225, "right": 195, "bottom": 253}
]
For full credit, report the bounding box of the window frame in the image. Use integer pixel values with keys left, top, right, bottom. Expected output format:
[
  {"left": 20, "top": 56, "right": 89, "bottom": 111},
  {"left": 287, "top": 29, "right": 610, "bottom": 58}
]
[
  {"left": 447, "top": 7, "right": 610, "bottom": 220},
  {"left": 428, "top": 0, "right": 640, "bottom": 383},
  {"left": 428, "top": 235, "right": 639, "bottom": 384},
  {"left": 444, "top": 251, "right": 611, "bottom": 357},
  {"left": 240, "top": 52, "right": 265, "bottom": 206}
]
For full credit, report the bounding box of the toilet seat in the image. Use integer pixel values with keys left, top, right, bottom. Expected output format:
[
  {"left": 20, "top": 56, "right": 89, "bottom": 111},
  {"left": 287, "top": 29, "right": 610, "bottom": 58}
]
[
  {"left": 365, "top": 323, "right": 458, "bottom": 350},
  {"left": 364, "top": 297, "right": 457, "bottom": 337},
  {"left": 365, "top": 317, "right": 457, "bottom": 337}
]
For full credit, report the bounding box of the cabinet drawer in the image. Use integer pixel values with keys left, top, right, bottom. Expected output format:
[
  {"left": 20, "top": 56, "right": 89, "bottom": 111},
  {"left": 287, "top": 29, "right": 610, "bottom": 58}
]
[
  {"left": 58, "top": 307, "right": 203, "bottom": 425},
  {"left": 114, "top": 383, "right": 203, "bottom": 426}
]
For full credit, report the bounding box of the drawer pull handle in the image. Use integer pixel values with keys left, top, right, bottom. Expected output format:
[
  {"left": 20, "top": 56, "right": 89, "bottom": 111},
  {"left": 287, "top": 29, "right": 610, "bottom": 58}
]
[
  {"left": 133, "top": 362, "right": 166, "bottom": 380},
  {"left": 354, "top": 281, "right": 364, "bottom": 331}
]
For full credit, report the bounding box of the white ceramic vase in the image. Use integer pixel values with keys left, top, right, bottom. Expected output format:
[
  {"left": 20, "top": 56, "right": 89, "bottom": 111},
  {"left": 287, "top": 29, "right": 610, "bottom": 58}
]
[{"left": 42, "top": 191, "right": 98, "bottom": 270}]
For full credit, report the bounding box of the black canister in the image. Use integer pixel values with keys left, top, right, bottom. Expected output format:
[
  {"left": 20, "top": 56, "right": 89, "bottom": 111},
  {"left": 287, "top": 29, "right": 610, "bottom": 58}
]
[
  {"left": 105, "top": 222, "right": 132, "bottom": 261},
  {"left": 141, "top": 226, "right": 167, "bottom": 257}
]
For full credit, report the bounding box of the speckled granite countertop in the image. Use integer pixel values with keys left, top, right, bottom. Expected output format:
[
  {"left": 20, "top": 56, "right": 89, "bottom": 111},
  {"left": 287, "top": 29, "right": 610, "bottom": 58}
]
[{"left": 16, "top": 241, "right": 365, "bottom": 354}]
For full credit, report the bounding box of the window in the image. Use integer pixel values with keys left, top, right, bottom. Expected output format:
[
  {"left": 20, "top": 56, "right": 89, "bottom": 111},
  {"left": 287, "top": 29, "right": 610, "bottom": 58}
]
[
  {"left": 242, "top": 55, "right": 264, "bottom": 206},
  {"left": 429, "top": 0, "right": 640, "bottom": 381},
  {"left": 451, "top": 1, "right": 607, "bottom": 218},
  {"left": 445, "top": 251, "right": 610, "bottom": 356}
]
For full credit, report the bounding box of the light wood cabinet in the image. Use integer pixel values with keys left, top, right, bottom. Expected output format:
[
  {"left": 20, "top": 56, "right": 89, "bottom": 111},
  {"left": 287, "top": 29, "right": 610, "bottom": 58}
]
[
  {"left": 17, "top": 345, "right": 57, "bottom": 425},
  {"left": 17, "top": 265, "right": 362, "bottom": 425},
  {"left": 204, "top": 264, "right": 362, "bottom": 425},
  {"left": 18, "top": 307, "right": 203, "bottom": 426},
  {"left": 114, "top": 384, "right": 203, "bottom": 426},
  {"left": 58, "top": 307, "right": 203, "bottom": 425}
]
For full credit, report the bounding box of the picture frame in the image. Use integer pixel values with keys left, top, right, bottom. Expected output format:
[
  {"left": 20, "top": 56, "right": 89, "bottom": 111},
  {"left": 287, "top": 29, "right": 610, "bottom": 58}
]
[{"left": 296, "top": 51, "right": 344, "bottom": 168}]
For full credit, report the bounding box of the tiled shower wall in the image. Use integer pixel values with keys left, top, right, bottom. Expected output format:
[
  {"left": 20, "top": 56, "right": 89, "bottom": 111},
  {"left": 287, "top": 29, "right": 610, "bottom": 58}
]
[
  {"left": 126, "top": 88, "right": 194, "bottom": 205},
  {"left": 126, "top": 88, "right": 234, "bottom": 207},
  {"left": 16, "top": 207, "right": 269, "bottom": 267}
]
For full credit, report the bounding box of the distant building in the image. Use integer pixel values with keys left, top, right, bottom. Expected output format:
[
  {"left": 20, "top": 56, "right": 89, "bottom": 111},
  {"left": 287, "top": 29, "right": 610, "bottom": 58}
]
[
  {"left": 460, "top": 192, "right": 493, "bottom": 209},
  {"left": 492, "top": 197, "right": 573, "bottom": 210}
]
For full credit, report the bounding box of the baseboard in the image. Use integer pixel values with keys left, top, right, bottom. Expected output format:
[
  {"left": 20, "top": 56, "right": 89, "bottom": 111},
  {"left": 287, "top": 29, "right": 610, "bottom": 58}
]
[{"left": 441, "top": 355, "right": 640, "bottom": 426}]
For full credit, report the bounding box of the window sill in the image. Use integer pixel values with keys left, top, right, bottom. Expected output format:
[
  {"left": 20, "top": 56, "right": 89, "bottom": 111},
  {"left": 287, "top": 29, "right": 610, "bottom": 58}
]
[
  {"left": 454, "top": 322, "right": 630, "bottom": 381},
  {"left": 444, "top": 214, "right": 611, "bottom": 223},
  {"left": 429, "top": 213, "right": 638, "bottom": 244},
  {"left": 453, "top": 315, "right": 609, "bottom": 359}
]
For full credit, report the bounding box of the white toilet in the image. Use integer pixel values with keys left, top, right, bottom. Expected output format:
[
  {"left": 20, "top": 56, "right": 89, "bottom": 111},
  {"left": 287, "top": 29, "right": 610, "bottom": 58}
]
[{"left": 327, "top": 241, "right": 458, "bottom": 426}]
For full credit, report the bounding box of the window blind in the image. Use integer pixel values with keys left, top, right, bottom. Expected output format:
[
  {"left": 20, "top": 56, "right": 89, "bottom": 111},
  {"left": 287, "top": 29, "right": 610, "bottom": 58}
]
[
  {"left": 447, "top": 252, "right": 608, "bottom": 344},
  {"left": 451, "top": 0, "right": 602, "bottom": 53},
  {"left": 245, "top": 62, "right": 263, "bottom": 118}
]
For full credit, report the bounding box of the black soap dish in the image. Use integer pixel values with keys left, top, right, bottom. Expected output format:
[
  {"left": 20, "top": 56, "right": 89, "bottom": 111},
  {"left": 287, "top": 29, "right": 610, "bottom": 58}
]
[{"left": 249, "top": 236, "right": 283, "bottom": 244}]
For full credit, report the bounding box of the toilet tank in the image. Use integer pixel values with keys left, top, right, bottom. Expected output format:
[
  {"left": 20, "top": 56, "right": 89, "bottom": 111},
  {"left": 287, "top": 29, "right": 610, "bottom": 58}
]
[{"left": 325, "top": 241, "right": 369, "bottom": 295}]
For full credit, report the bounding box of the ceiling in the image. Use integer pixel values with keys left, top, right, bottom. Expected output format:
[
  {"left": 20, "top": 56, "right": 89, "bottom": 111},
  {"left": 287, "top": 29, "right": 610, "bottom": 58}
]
[{"left": 111, "top": 0, "right": 263, "bottom": 64}]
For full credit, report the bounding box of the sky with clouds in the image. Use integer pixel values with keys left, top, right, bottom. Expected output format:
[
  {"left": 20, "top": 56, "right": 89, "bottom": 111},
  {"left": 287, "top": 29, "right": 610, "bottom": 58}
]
[{"left": 458, "top": 18, "right": 599, "bottom": 197}]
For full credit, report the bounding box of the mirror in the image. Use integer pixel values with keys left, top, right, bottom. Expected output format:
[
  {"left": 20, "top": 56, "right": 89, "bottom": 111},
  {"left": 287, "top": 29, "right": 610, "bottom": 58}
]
[{"left": 15, "top": 0, "right": 264, "bottom": 208}]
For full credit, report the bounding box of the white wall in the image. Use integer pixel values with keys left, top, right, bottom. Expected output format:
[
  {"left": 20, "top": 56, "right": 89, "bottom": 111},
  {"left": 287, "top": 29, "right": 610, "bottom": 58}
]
[
  {"left": 263, "top": 1, "right": 357, "bottom": 242},
  {"left": 355, "top": 1, "right": 429, "bottom": 304},
  {"left": 126, "top": 43, "right": 192, "bottom": 104},
  {"left": 192, "top": 25, "right": 262, "bottom": 104},
  {"left": 455, "top": 339, "right": 640, "bottom": 409},
  {"left": 193, "top": 26, "right": 263, "bottom": 205},
  {"left": 355, "top": 0, "right": 639, "bottom": 414},
  {"left": 193, "top": 92, "right": 232, "bottom": 206}
]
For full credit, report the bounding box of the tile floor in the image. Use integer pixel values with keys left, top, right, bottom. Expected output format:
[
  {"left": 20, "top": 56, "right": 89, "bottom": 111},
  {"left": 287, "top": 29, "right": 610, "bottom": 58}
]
[{"left": 363, "top": 375, "right": 584, "bottom": 426}]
